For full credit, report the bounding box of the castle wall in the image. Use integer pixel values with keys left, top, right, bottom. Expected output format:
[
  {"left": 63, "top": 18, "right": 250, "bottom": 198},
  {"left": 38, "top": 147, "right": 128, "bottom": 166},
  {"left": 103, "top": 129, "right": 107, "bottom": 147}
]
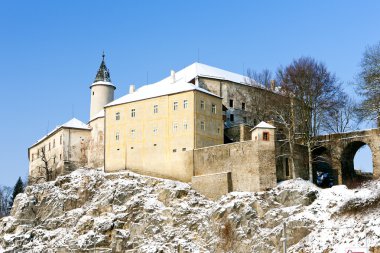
[
  {"left": 191, "top": 136, "right": 277, "bottom": 198},
  {"left": 88, "top": 117, "right": 105, "bottom": 169},
  {"left": 198, "top": 77, "right": 291, "bottom": 128},
  {"left": 28, "top": 128, "right": 91, "bottom": 184},
  {"left": 104, "top": 90, "right": 223, "bottom": 182}
]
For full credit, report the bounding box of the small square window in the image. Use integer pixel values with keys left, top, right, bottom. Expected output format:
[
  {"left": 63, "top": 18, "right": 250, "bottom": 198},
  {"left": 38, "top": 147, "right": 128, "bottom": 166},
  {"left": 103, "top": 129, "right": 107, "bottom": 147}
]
[
  {"left": 212, "top": 104, "right": 216, "bottom": 114},
  {"left": 242, "top": 102, "right": 246, "bottom": 111},
  {"left": 131, "top": 147, "right": 134, "bottom": 150},
  {"left": 201, "top": 121, "right": 205, "bottom": 131},
  {"left": 229, "top": 99, "right": 234, "bottom": 108},
  {"left": 182, "top": 148, "right": 186, "bottom": 151},
  {"left": 173, "top": 149, "right": 177, "bottom": 153},
  {"left": 131, "top": 129, "right": 136, "bottom": 136},
  {"left": 154, "top": 144, "right": 157, "bottom": 147},
  {"left": 131, "top": 109, "right": 136, "bottom": 118},
  {"left": 116, "top": 132, "right": 120, "bottom": 141},
  {"left": 116, "top": 112, "right": 120, "bottom": 120},
  {"left": 263, "top": 132, "right": 270, "bottom": 141},
  {"left": 230, "top": 114, "right": 234, "bottom": 122},
  {"left": 153, "top": 127, "right": 158, "bottom": 135},
  {"left": 183, "top": 100, "right": 188, "bottom": 109},
  {"left": 200, "top": 100, "right": 205, "bottom": 110},
  {"left": 183, "top": 122, "right": 188, "bottom": 130},
  {"left": 173, "top": 101, "right": 178, "bottom": 111},
  {"left": 173, "top": 123, "right": 178, "bottom": 132},
  {"left": 153, "top": 105, "right": 158, "bottom": 114}
]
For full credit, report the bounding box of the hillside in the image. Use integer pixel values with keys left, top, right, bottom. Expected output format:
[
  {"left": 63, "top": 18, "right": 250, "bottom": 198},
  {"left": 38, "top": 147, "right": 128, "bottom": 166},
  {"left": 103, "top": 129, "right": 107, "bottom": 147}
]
[{"left": 1, "top": 168, "right": 380, "bottom": 252}]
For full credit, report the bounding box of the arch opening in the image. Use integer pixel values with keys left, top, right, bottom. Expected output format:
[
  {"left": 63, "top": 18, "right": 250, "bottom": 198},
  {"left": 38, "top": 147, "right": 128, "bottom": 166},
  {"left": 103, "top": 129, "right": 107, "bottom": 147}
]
[
  {"left": 341, "top": 141, "right": 373, "bottom": 188},
  {"left": 312, "top": 146, "right": 335, "bottom": 187}
]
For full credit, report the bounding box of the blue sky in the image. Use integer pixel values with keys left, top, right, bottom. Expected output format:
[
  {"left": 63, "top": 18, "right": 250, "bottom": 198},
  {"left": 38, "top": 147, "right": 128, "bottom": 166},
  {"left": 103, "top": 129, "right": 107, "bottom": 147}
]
[{"left": 0, "top": 1, "right": 378, "bottom": 186}]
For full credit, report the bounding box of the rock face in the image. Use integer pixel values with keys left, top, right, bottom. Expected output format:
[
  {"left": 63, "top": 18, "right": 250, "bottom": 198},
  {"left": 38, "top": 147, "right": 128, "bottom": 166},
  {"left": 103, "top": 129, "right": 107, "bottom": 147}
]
[{"left": 1, "top": 168, "right": 380, "bottom": 252}]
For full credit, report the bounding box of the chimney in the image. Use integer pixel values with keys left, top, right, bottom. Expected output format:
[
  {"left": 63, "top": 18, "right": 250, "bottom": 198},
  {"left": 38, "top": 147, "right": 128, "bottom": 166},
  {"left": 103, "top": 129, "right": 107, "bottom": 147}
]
[
  {"left": 270, "top": 80, "right": 276, "bottom": 91},
  {"left": 129, "top": 84, "right": 135, "bottom": 94},
  {"left": 171, "top": 70, "right": 176, "bottom": 83}
]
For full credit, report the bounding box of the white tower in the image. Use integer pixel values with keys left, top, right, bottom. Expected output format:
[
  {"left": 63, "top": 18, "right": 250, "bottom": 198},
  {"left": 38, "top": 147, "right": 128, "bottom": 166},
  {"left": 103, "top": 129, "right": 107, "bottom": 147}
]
[{"left": 90, "top": 53, "right": 116, "bottom": 120}]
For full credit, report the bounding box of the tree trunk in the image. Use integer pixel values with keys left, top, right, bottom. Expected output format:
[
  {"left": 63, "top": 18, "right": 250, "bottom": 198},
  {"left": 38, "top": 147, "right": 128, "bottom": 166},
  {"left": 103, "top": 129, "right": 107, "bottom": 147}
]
[{"left": 307, "top": 141, "right": 313, "bottom": 182}]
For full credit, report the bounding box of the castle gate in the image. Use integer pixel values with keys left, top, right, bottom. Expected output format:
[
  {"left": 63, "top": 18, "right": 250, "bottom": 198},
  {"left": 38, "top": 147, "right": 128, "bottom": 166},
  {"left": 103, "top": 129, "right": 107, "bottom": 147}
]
[{"left": 313, "top": 128, "right": 380, "bottom": 186}]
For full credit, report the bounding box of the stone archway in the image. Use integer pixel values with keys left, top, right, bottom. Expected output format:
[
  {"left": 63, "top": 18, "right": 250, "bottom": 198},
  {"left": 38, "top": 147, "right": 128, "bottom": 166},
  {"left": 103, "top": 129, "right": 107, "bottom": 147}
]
[
  {"left": 340, "top": 141, "right": 373, "bottom": 187},
  {"left": 312, "top": 146, "right": 336, "bottom": 185}
]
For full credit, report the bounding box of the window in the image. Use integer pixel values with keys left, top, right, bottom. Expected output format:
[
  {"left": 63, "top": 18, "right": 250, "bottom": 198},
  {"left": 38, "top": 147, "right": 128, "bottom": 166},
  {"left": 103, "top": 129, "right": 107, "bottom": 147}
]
[
  {"left": 200, "top": 100, "right": 205, "bottom": 110},
  {"left": 153, "top": 105, "right": 158, "bottom": 114},
  {"left": 201, "top": 121, "right": 205, "bottom": 131},
  {"left": 116, "top": 112, "right": 120, "bottom": 120},
  {"left": 242, "top": 102, "right": 246, "bottom": 111},
  {"left": 182, "top": 148, "right": 186, "bottom": 151},
  {"left": 263, "top": 132, "right": 269, "bottom": 141},
  {"left": 212, "top": 104, "right": 216, "bottom": 114},
  {"left": 93, "top": 92, "right": 94, "bottom": 96},
  {"left": 116, "top": 132, "right": 120, "bottom": 141},
  {"left": 183, "top": 100, "right": 188, "bottom": 109},
  {"left": 53, "top": 157, "right": 56, "bottom": 164},
  {"left": 173, "top": 149, "right": 177, "bottom": 153},
  {"left": 37, "top": 149, "right": 40, "bottom": 157},
  {"left": 230, "top": 114, "right": 234, "bottom": 122},
  {"left": 60, "top": 135, "right": 62, "bottom": 145},
  {"left": 154, "top": 144, "right": 157, "bottom": 147},
  {"left": 131, "top": 147, "right": 134, "bottom": 150},
  {"left": 173, "top": 101, "right": 178, "bottom": 111},
  {"left": 173, "top": 122, "right": 178, "bottom": 132},
  {"left": 183, "top": 121, "right": 188, "bottom": 130},
  {"left": 53, "top": 139, "right": 55, "bottom": 148},
  {"left": 285, "top": 158, "right": 290, "bottom": 177},
  {"left": 229, "top": 99, "right": 234, "bottom": 108},
  {"left": 131, "top": 109, "right": 136, "bottom": 118},
  {"left": 131, "top": 129, "right": 136, "bottom": 136},
  {"left": 60, "top": 154, "right": 62, "bottom": 160},
  {"left": 217, "top": 128, "right": 220, "bottom": 134},
  {"left": 153, "top": 127, "right": 158, "bottom": 135}
]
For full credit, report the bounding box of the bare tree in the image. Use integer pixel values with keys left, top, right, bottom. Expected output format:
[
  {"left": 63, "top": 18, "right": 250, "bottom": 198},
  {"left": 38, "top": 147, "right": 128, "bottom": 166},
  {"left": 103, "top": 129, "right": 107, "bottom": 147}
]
[
  {"left": 322, "top": 94, "right": 359, "bottom": 133},
  {"left": 277, "top": 57, "right": 343, "bottom": 182},
  {"left": 269, "top": 95, "right": 298, "bottom": 178},
  {"left": 356, "top": 42, "right": 380, "bottom": 127},
  {"left": 246, "top": 68, "right": 273, "bottom": 89},
  {"left": 0, "top": 186, "right": 12, "bottom": 217},
  {"left": 29, "top": 146, "right": 56, "bottom": 184}
]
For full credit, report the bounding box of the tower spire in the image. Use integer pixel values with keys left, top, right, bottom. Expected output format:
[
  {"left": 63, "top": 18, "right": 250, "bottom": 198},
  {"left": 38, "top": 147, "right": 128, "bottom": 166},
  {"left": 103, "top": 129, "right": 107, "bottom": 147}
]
[{"left": 94, "top": 52, "right": 111, "bottom": 82}]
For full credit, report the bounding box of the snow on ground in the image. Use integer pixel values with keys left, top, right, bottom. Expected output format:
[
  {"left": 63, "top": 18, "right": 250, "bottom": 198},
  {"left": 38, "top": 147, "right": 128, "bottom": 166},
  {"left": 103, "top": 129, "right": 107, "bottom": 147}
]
[{"left": 1, "top": 168, "right": 380, "bottom": 252}]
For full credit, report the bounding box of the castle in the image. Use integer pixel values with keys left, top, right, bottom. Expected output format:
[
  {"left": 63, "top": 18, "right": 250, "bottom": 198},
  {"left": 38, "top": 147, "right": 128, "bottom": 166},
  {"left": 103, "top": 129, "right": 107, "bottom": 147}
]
[{"left": 28, "top": 55, "right": 309, "bottom": 198}]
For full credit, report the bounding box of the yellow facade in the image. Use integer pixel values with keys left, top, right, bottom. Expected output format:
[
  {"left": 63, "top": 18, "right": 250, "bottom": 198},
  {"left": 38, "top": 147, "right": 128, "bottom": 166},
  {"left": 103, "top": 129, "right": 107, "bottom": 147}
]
[{"left": 104, "top": 90, "right": 223, "bottom": 182}]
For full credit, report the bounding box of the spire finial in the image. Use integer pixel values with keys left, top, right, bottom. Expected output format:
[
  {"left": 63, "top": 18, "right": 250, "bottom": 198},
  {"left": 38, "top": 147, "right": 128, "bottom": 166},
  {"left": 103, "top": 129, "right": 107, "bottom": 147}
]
[{"left": 102, "top": 51, "right": 105, "bottom": 61}]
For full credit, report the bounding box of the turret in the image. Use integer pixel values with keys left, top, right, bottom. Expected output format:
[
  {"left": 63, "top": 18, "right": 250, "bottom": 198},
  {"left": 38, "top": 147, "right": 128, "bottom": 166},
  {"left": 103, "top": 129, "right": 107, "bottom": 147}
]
[{"left": 90, "top": 53, "right": 116, "bottom": 120}]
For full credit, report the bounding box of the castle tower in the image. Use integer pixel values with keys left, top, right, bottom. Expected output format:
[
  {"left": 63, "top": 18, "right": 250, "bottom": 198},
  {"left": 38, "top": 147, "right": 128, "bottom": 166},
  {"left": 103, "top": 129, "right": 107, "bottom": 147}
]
[{"left": 90, "top": 53, "right": 116, "bottom": 120}]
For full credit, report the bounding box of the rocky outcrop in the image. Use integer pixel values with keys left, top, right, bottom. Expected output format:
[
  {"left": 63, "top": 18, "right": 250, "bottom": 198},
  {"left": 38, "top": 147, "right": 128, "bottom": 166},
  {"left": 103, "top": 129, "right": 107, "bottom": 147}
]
[{"left": 0, "top": 169, "right": 379, "bottom": 252}]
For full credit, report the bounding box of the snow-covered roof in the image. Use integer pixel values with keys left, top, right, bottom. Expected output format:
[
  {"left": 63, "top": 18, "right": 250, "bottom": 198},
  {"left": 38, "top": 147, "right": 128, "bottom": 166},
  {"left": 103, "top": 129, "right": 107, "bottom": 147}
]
[
  {"left": 90, "top": 109, "right": 105, "bottom": 122},
  {"left": 168, "top": 62, "right": 258, "bottom": 85},
  {"left": 30, "top": 118, "right": 91, "bottom": 148},
  {"left": 251, "top": 121, "right": 276, "bottom": 130},
  {"left": 61, "top": 118, "right": 92, "bottom": 130},
  {"left": 106, "top": 79, "right": 220, "bottom": 107}
]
